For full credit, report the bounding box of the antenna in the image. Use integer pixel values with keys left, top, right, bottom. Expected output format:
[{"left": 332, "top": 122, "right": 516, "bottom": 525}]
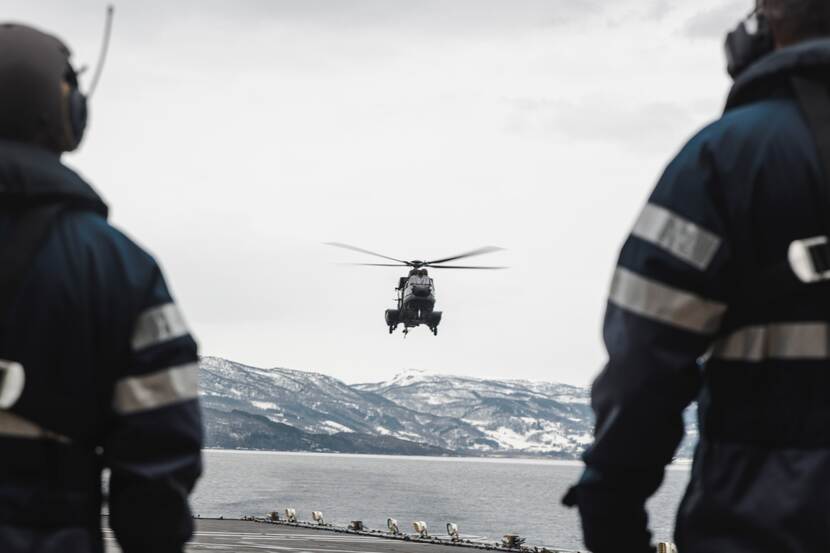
[{"left": 86, "top": 4, "right": 115, "bottom": 98}]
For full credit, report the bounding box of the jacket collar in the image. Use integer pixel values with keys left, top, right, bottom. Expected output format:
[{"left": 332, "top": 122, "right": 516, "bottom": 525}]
[
  {"left": 726, "top": 38, "right": 830, "bottom": 111},
  {"left": 0, "top": 140, "right": 108, "bottom": 217}
]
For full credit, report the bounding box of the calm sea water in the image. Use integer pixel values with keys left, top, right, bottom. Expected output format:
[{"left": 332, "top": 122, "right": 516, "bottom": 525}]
[{"left": 191, "top": 450, "right": 690, "bottom": 550}]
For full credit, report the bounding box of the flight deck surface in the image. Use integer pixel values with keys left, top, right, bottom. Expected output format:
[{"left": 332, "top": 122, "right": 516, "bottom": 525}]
[{"left": 102, "top": 519, "right": 551, "bottom": 553}]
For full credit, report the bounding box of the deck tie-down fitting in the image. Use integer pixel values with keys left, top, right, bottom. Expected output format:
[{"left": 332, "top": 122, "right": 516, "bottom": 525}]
[{"left": 253, "top": 508, "right": 679, "bottom": 553}]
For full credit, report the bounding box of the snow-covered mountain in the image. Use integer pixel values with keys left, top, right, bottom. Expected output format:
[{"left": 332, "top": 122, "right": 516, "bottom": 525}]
[
  {"left": 200, "top": 358, "right": 697, "bottom": 458},
  {"left": 200, "top": 357, "right": 493, "bottom": 452},
  {"left": 354, "top": 369, "right": 593, "bottom": 455}
]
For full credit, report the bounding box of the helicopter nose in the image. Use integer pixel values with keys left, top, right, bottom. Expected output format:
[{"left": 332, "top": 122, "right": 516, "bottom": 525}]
[{"left": 412, "top": 285, "right": 431, "bottom": 298}]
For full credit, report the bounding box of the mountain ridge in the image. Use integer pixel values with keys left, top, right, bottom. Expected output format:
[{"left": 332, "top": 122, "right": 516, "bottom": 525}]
[{"left": 200, "top": 357, "right": 696, "bottom": 459}]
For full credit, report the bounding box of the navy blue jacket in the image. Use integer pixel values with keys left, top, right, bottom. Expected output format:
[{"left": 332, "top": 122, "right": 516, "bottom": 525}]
[
  {"left": 0, "top": 141, "right": 203, "bottom": 553},
  {"left": 566, "top": 40, "right": 830, "bottom": 553}
]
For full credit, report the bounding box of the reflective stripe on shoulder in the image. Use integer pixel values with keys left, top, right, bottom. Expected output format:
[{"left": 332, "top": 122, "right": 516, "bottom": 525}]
[
  {"left": 631, "top": 203, "right": 722, "bottom": 271},
  {"left": 131, "top": 303, "right": 189, "bottom": 351},
  {"left": 711, "top": 323, "right": 830, "bottom": 361},
  {"left": 0, "top": 411, "right": 71, "bottom": 443},
  {"left": 113, "top": 362, "right": 199, "bottom": 415},
  {"left": 609, "top": 267, "right": 727, "bottom": 334}
]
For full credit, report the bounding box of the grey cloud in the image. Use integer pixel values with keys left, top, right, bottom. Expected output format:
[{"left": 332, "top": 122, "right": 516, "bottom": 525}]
[
  {"left": 4, "top": 0, "right": 726, "bottom": 387},
  {"left": 44, "top": 0, "right": 606, "bottom": 36},
  {"left": 7, "top": 0, "right": 611, "bottom": 76},
  {"left": 601, "top": 0, "right": 680, "bottom": 29},
  {"left": 504, "top": 96, "right": 700, "bottom": 154},
  {"left": 684, "top": 1, "right": 746, "bottom": 39},
  {"left": 648, "top": 0, "right": 674, "bottom": 21},
  {"left": 194, "top": 0, "right": 605, "bottom": 31}
]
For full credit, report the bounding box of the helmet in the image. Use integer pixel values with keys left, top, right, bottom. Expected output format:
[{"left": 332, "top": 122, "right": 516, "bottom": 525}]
[{"left": 0, "top": 23, "right": 87, "bottom": 152}]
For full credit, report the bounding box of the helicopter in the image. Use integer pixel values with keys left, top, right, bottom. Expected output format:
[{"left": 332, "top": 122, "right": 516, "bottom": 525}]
[{"left": 326, "top": 242, "right": 506, "bottom": 336}]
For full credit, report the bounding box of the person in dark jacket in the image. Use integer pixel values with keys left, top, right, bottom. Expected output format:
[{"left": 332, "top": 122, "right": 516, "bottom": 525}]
[
  {"left": 564, "top": 1, "right": 830, "bottom": 552},
  {"left": 0, "top": 23, "right": 202, "bottom": 553}
]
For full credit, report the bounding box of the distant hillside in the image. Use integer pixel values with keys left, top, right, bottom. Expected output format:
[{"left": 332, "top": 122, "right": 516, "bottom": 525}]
[
  {"left": 354, "top": 369, "right": 593, "bottom": 456},
  {"left": 199, "top": 357, "right": 698, "bottom": 459},
  {"left": 200, "top": 357, "right": 492, "bottom": 452},
  {"left": 204, "top": 408, "right": 452, "bottom": 456}
]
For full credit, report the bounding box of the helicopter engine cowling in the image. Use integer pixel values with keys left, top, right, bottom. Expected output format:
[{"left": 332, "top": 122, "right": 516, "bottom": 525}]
[
  {"left": 385, "top": 309, "right": 400, "bottom": 326},
  {"left": 428, "top": 311, "right": 442, "bottom": 327}
]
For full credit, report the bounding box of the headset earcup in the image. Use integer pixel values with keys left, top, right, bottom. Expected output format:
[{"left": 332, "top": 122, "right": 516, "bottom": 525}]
[
  {"left": 725, "top": 15, "right": 774, "bottom": 79},
  {"left": 64, "top": 87, "right": 87, "bottom": 150}
]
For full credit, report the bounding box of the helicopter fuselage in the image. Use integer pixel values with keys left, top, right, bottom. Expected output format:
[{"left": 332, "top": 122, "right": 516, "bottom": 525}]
[
  {"left": 325, "top": 242, "right": 505, "bottom": 336},
  {"left": 385, "top": 269, "right": 442, "bottom": 336}
]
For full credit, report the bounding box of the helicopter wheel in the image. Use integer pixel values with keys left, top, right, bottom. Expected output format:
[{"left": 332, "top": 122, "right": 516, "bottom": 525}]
[
  {"left": 431, "top": 326, "right": 438, "bottom": 336},
  {"left": 388, "top": 325, "right": 394, "bottom": 334}
]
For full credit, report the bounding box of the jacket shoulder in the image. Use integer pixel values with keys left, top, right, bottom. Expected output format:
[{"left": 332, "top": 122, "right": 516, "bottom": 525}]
[
  {"left": 693, "top": 97, "right": 807, "bottom": 160},
  {"left": 656, "top": 98, "right": 811, "bottom": 202},
  {"left": 55, "top": 210, "right": 164, "bottom": 303},
  {"left": 62, "top": 211, "right": 157, "bottom": 266},
  {"left": 687, "top": 97, "right": 806, "bottom": 154}
]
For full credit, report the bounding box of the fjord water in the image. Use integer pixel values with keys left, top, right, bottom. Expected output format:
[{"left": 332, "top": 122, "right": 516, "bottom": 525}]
[{"left": 193, "top": 450, "right": 690, "bottom": 550}]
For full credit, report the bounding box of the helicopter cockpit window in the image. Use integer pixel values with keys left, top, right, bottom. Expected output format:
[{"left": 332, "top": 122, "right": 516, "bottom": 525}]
[{"left": 409, "top": 275, "right": 430, "bottom": 286}]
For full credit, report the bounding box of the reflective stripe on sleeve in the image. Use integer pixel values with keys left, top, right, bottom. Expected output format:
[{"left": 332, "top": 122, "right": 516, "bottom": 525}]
[
  {"left": 609, "top": 267, "right": 727, "bottom": 334},
  {"left": 113, "top": 362, "right": 199, "bottom": 415},
  {"left": 711, "top": 322, "right": 830, "bottom": 361},
  {"left": 632, "top": 203, "right": 722, "bottom": 271},
  {"left": 131, "top": 303, "right": 189, "bottom": 351},
  {"left": 0, "top": 411, "right": 71, "bottom": 443}
]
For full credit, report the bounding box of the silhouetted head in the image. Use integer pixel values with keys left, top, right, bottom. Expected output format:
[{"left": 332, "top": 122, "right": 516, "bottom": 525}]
[
  {"left": 764, "top": 0, "right": 830, "bottom": 46},
  {"left": 0, "top": 23, "right": 86, "bottom": 153}
]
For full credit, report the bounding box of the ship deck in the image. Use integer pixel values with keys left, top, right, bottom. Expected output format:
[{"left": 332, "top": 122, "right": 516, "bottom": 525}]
[{"left": 103, "top": 518, "right": 564, "bottom": 553}]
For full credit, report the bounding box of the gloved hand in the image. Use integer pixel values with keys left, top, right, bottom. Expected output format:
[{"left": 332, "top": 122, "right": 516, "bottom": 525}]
[{"left": 562, "top": 479, "right": 656, "bottom": 553}]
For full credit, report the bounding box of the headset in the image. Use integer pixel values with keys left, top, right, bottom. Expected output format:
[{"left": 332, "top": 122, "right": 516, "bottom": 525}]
[
  {"left": 725, "top": 0, "right": 775, "bottom": 78},
  {"left": 63, "top": 63, "right": 89, "bottom": 151},
  {"left": 0, "top": 7, "right": 114, "bottom": 152},
  {"left": 62, "top": 5, "right": 114, "bottom": 151}
]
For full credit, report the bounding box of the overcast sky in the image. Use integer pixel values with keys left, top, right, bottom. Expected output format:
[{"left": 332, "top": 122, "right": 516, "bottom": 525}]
[{"left": 7, "top": 0, "right": 748, "bottom": 386}]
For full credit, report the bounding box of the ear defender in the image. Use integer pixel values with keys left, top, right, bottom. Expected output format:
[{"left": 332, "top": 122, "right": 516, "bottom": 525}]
[
  {"left": 59, "top": 4, "right": 113, "bottom": 152},
  {"left": 61, "top": 66, "right": 88, "bottom": 151},
  {"left": 0, "top": 10, "right": 111, "bottom": 152},
  {"left": 725, "top": 4, "right": 774, "bottom": 78}
]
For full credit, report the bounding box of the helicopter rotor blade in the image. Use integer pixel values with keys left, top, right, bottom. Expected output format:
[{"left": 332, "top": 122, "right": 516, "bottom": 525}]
[
  {"left": 424, "top": 246, "right": 504, "bottom": 266},
  {"left": 426, "top": 265, "right": 508, "bottom": 270},
  {"left": 325, "top": 242, "right": 410, "bottom": 265},
  {"left": 340, "top": 263, "right": 409, "bottom": 267}
]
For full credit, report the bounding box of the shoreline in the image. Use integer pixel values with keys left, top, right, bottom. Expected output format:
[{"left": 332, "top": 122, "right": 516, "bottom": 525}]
[{"left": 202, "top": 448, "right": 693, "bottom": 469}]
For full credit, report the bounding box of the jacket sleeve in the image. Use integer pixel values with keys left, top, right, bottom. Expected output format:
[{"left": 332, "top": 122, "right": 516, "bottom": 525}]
[
  {"left": 105, "top": 262, "right": 203, "bottom": 553},
  {"left": 564, "top": 130, "right": 734, "bottom": 553}
]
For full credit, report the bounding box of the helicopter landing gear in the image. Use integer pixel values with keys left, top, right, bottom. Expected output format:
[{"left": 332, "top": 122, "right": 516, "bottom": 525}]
[
  {"left": 388, "top": 325, "right": 396, "bottom": 334},
  {"left": 428, "top": 311, "right": 442, "bottom": 336}
]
